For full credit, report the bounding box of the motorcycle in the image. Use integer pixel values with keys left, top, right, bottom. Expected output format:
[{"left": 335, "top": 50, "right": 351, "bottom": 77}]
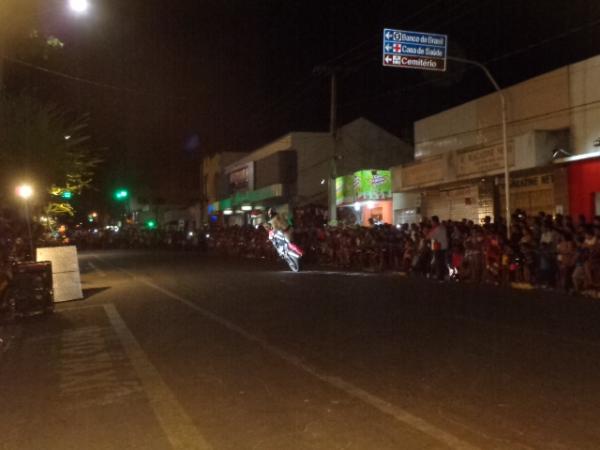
[{"left": 268, "top": 230, "right": 303, "bottom": 272}]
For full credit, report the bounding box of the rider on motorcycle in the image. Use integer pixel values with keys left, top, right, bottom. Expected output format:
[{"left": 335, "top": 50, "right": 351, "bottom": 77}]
[
  {"left": 264, "top": 208, "right": 303, "bottom": 271},
  {"left": 265, "top": 208, "right": 292, "bottom": 241}
]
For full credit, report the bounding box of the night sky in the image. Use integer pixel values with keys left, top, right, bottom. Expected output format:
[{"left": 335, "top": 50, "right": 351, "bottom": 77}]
[{"left": 7, "top": 0, "right": 600, "bottom": 207}]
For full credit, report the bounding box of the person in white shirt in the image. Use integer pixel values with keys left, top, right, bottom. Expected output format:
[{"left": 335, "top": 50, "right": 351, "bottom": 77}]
[{"left": 427, "top": 216, "right": 449, "bottom": 280}]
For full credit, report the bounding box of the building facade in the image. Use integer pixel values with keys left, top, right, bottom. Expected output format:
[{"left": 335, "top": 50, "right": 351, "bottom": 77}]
[
  {"left": 208, "top": 118, "right": 413, "bottom": 226},
  {"left": 391, "top": 54, "right": 600, "bottom": 224}
]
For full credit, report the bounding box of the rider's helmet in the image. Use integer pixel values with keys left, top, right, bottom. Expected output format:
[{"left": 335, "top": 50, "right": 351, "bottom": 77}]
[{"left": 267, "top": 208, "right": 277, "bottom": 219}]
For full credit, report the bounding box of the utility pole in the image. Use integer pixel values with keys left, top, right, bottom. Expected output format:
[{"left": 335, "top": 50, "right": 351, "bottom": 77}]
[
  {"left": 0, "top": 39, "right": 5, "bottom": 93},
  {"left": 314, "top": 65, "right": 340, "bottom": 225},
  {"left": 328, "top": 69, "right": 338, "bottom": 225}
]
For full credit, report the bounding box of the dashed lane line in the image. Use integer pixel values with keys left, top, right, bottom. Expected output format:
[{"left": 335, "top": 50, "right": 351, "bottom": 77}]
[{"left": 88, "top": 261, "right": 107, "bottom": 277}]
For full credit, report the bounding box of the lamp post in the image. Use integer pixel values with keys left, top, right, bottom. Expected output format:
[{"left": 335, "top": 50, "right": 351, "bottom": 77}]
[
  {"left": 68, "top": 0, "right": 89, "bottom": 14},
  {"left": 16, "top": 183, "right": 35, "bottom": 260},
  {"left": 447, "top": 56, "right": 511, "bottom": 237}
]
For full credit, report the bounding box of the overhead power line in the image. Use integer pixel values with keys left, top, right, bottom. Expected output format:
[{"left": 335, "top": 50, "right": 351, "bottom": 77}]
[
  {"left": 339, "top": 11, "right": 600, "bottom": 110},
  {"left": 4, "top": 56, "right": 188, "bottom": 101},
  {"left": 239, "top": 0, "right": 465, "bottom": 138}
]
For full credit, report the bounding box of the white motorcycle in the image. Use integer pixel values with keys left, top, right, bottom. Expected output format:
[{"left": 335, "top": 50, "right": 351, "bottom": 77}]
[{"left": 268, "top": 230, "right": 303, "bottom": 272}]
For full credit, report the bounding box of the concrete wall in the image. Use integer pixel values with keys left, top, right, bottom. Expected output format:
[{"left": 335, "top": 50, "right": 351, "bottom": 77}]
[
  {"left": 254, "top": 150, "right": 297, "bottom": 189},
  {"left": 337, "top": 118, "right": 413, "bottom": 174},
  {"left": 292, "top": 119, "right": 413, "bottom": 207},
  {"left": 293, "top": 132, "right": 334, "bottom": 206},
  {"left": 415, "top": 66, "right": 571, "bottom": 158},
  {"left": 225, "top": 135, "right": 293, "bottom": 169},
  {"left": 415, "top": 54, "right": 600, "bottom": 160},
  {"left": 202, "top": 152, "right": 246, "bottom": 203},
  {"left": 569, "top": 55, "right": 600, "bottom": 155}
]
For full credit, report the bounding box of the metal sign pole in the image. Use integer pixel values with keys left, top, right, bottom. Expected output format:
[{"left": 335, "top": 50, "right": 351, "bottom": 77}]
[
  {"left": 24, "top": 200, "right": 35, "bottom": 260},
  {"left": 446, "top": 56, "right": 510, "bottom": 238}
]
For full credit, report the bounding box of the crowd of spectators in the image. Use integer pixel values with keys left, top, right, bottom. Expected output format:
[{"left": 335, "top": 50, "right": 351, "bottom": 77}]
[
  {"left": 69, "top": 227, "right": 207, "bottom": 251},
  {"left": 2, "top": 206, "right": 600, "bottom": 297},
  {"left": 206, "top": 208, "right": 600, "bottom": 297}
]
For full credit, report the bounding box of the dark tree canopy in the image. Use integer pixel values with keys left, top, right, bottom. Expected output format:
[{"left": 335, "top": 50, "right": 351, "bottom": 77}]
[{"left": 0, "top": 93, "right": 103, "bottom": 213}]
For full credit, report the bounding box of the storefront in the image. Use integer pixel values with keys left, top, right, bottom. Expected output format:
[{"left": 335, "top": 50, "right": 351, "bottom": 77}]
[
  {"left": 422, "top": 184, "right": 490, "bottom": 223},
  {"left": 556, "top": 152, "right": 600, "bottom": 220},
  {"left": 496, "top": 169, "right": 568, "bottom": 218},
  {"left": 393, "top": 131, "right": 568, "bottom": 223},
  {"left": 336, "top": 170, "right": 393, "bottom": 225},
  {"left": 208, "top": 183, "right": 288, "bottom": 226},
  {"left": 568, "top": 158, "right": 600, "bottom": 218}
]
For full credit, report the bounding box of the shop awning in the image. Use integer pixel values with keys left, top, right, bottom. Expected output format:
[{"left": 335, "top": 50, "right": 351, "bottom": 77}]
[
  {"left": 210, "top": 184, "right": 284, "bottom": 213},
  {"left": 553, "top": 149, "right": 600, "bottom": 164}
]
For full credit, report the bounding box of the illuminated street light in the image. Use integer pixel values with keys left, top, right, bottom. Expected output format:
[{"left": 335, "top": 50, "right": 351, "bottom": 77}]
[
  {"left": 15, "top": 184, "right": 35, "bottom": 259},
  {"left": 16, "top": 184, "right": 33, "bottom": 200},
  {"left": 69, "top": 0, "right": 89, "bottom": 14}
]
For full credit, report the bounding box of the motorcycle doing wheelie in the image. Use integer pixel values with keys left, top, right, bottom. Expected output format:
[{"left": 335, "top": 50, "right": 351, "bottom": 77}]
[{"left": 268, "top": 229, "right": 303, "bottom": 272}]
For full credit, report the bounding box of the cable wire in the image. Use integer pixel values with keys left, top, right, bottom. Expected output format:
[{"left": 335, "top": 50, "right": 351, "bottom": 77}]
[{"left": 4, "top": 56, "right": 188, "bottom": 101}]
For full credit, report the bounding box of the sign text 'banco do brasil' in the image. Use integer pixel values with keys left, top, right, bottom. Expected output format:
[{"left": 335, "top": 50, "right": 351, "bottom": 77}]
[{"left": 382, "top": 29, "right": 448, "bottom": 72}]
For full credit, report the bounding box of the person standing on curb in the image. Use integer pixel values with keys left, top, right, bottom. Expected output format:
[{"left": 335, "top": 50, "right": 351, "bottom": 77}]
[{"left": 428, "top": 216, "right": 449, "bottom": 281}]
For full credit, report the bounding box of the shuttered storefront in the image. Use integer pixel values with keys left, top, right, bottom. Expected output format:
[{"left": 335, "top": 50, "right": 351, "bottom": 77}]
[
  {"left": 499, "top": 173, "right": 556, "bottom": 217},
  {"left": 422, "top": 186, "right": 480, "bottom": 222}
]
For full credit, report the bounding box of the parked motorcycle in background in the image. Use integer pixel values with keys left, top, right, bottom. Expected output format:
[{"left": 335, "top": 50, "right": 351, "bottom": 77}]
[{"left": 269, "top": 230, "right": 303, "bottom": 272}]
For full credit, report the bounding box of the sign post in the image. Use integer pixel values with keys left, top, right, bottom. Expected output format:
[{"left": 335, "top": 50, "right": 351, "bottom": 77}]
[{"left": 382, "top": 29, "right": 448, "bottom": 72}]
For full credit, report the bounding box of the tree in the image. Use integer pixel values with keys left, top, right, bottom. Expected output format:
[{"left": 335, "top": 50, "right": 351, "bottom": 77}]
[{"left": 0, "top": 93, "right": 103, "bottom": 216}]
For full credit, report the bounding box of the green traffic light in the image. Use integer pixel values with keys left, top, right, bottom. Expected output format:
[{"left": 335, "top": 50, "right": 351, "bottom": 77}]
[
  {"left": 61, "top": 191, "right": 73, "bottom": 199},
  {"left": 146, "top": 220, "right": 156, "bottom": 229},
  {"left": 114, "top": 189, "right": 129, "bottom": 200}
]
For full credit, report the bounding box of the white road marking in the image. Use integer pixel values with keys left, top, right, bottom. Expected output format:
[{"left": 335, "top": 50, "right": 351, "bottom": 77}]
[
  {"left": 88, "top": 261, "right": 107, "bottom": 277},
  {"left": 103, "top": 304, "right": 212, "bottom": 450},
  {"left": 286, "top": 270, "right": 378, "bottom": 277},
  {"left": 115, "top": 271, "right": 479, "bottom": 450}
]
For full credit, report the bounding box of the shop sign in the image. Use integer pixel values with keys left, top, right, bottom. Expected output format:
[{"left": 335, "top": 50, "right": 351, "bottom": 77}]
[
  {"left": 497, "top": 174, "right": 553, "bottom": 191},
  {"left": 336, "top": 170, "right": 392, "bottom": 205},
  {"left": 397, "top": 156, "right": 445, "bottom": 189},
  {"left": 455, "top": 143, "right": 514, "bottom": 177}
]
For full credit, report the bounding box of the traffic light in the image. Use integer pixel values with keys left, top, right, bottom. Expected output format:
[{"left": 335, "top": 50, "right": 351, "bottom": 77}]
[
  {"left": 61, "top": 191, "right": 73, "bottom": 200},
  {"left": 146, "top": 220, "right": 157, "bottom": 229},
  {"left": 114, "top": 189, "right": 129, "bottom": 200}
]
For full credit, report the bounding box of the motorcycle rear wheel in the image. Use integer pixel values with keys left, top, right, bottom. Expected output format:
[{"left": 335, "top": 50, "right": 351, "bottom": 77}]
[{"left": 285, "top": 255, "right": 301, "bottom": 272}]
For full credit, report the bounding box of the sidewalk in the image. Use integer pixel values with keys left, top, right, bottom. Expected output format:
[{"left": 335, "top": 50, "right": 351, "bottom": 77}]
[{"left": 0, "top": 304, "right": 173, "bottom": 450}]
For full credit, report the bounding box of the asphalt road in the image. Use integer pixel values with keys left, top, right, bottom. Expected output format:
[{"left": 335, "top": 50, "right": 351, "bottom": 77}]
[{"left": 2, "top": 250, "right": 600, "bottom": 450}]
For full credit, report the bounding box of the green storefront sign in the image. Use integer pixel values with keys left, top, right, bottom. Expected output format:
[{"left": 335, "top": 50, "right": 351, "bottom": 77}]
[{"left": 335, "top": 170, "right": 392, "bottom": 205}]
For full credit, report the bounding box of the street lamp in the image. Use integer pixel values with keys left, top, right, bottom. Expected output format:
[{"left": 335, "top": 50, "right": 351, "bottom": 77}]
[
  {"left": 15, "top": 183, "right": 35, "bottom": 260},
  {"left": 69, "top": 0, "right": 89, "bottom": 14},
  {"left": 447, "top": 56, "right": 511, "bottom": 238},
  {"left": 16, "top": 184, "right": 33, "bottom": 200}
]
